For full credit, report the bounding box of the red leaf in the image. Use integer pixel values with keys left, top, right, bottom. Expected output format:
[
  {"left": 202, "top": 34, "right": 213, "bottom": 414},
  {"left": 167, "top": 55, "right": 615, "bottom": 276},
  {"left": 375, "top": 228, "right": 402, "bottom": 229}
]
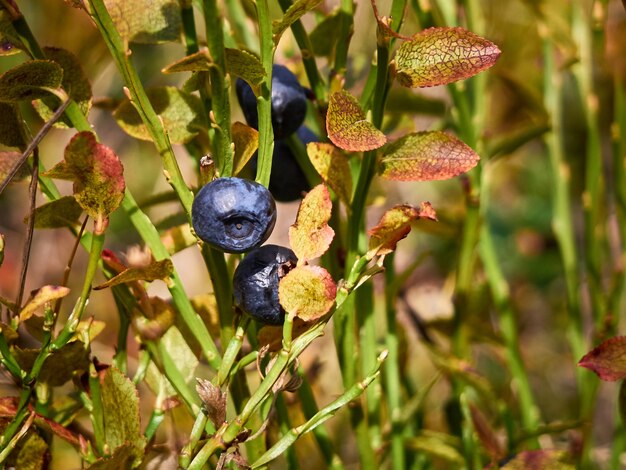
[{"left": 579, "top": 336, "right": 626, "bottom": 381}]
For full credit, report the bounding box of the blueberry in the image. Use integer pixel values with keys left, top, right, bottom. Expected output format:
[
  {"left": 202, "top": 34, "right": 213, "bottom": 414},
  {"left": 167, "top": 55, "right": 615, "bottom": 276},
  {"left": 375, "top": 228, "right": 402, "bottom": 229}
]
[
  {"left": 236, "top": 64, "right": 307, "bottom": 139},
  {"left": 192, "top": 177, "right": 277, "bottom": 253},
  {"left": 252, "top": 126, "right": 318, "bottom": 202},
  {"left": 233, "top": 244, "right": 297, "bottom": 325}
]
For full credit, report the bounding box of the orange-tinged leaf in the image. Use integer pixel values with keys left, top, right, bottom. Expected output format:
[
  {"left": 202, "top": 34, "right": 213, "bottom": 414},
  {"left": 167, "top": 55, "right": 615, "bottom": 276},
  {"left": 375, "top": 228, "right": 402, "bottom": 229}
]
[
  {"left": 94, "top": 259, "right": 173, "bottom": 290},
  {"left": 307, "top": 142, "right": 352, "bottom": 206},
  {"left": 578, "top": 336, "right": 626, "bottom": 381},
  {"left": 279, "top": 265, "right": 336, "bottom": 322},
  {"left": 45, "top": 132, "right": 125, "bottom": 234},
  {"left": 379, "top": 131, "right": 479, "bottom": 181},
  {"left": 289, "top": 184, "right": 335, "bottom": 262},
  {"left": 368, "top": 205, "right": 420, "bottom": 258},
  {"left": 20, "top": 285, "right": 70, "bottom": 322},
  {"left": 394, "top": 27, "right": 501, "bottom": 88},
  {"left": 232, "top": 121, "right": 259, "bottom": 175},
  {"left": 326, "top": 90, "right": 386, "bottom": 152}
]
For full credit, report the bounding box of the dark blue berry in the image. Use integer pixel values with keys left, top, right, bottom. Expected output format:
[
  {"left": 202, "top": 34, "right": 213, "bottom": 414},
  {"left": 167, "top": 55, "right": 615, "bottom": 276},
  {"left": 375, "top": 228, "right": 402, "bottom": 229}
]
[
  {"left": 191, "top": 177, "right": 277, "bottom": 253},
  {"left": 236, "top": 64, "right": 307, "bottom": 139},
  {"left": 233, "top": 245, "right": 297, "bottom": 325},
  {"left": 252, "top": 126, "right": 318, "bottom": 202}
]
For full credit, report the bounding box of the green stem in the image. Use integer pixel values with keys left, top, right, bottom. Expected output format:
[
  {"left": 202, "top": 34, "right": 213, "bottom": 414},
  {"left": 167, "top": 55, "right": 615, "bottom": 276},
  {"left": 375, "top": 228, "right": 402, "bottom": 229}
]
[
  {"left": 216, "top": 316, "right": 250, "bottom": 386},
  {"left": 88, "top": 362, "right": 105, "bottom": 455}
]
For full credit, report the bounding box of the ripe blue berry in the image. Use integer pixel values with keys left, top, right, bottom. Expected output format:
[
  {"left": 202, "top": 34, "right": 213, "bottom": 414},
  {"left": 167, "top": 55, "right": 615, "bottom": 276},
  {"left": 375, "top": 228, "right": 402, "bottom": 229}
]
[
  {"left": 191, "top": 177, "right": 277, "bottom": 253},
  {"left": 233, "top": 244, "right": 297, "bottom": 325},
  {"left": 252, "top": 126, "right": 318, "bottom": 202},
  {"left": 236, "top": 64, "right": 307, "bottom": 139}
]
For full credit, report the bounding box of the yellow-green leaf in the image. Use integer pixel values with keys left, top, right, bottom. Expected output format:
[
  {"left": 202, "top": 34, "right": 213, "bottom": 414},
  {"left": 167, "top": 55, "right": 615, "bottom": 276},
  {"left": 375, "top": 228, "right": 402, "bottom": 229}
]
[
  {"left": 232, "top": 121, "right": 259, "bottom": 175},
  {"left": 20, "top": 285, "right": 71, "bottom": 322},
  {"left": 114, "top": 86, "right": 206, "bottom": 144},
  {"left": 45, "top": 132, "right": 125, "bottom": 234},
  {"left": 33, "top": 47, "right": 92, "bottom": 128},
  {"left": 393, "top": 27, "right": 501, "bottom": 88},
  {"left": 225, "top": 48, "right": 266, "bottom": 89},
  {"left": 0, "top": 60, "right": 63, "bottom": 102},
  {"left": 29, "top": 196, "right": 83, "bottom": 229},
  {"left": 379, "top": 131, "right": 479, "bottom": 181},
  {"left": 279, "top": 265, "right": 336, "bottom": 322},
  {"left": 326, "top": 90, "right": 386, "bottom": 152},
  {"left": 13, "top": 341, "right": 89, "bottom": 386},
  {"left": 272, "top": 0, "right": 323, "bottom": 43},
  {"left": 307, "top": 142, "right": 352, "bottom": 206},
  {"left": 288, "top": 184, "right": 335, "bottom": 262},
  {"left": 103, "top": 0, "right": 181, "bottom": 44},
  {"left": 94, "top": 259, "right": 173, "bottom": 290},
  {"left": 162, "top": 49, "right": 213, "bottom": 73}
]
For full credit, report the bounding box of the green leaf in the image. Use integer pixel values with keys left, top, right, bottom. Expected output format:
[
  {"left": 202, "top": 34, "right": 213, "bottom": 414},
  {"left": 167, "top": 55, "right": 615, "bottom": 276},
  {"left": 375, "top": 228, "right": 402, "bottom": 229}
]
[
  {"left": 0, "top": 60, "right": 63, "bottom": 102},
  {"left": 87, "top": 443, "right": 136, "bottom": 469},
  {"left": 272, "top": 0, "right": 323, "bottom": 44},
  {"left": 102, "top": 0, "right": 181, "bottom": 44},
  {"left": 579, "top": 336, "right": 626, "bottom": 382},
  {"left": 114, "top": 86, "right": 206, "bottom": 144},
  {"left": 0, "top": 151, "right": 29, "bottom": 183},
  {"left": 326, "top": 90, "right": 386, "bottom": 152},
  {"left": 13, "top": 341, "right": 89, "bottom": 386},
  {"left": 29, "top": 196, "right": 83, "bottom": 229},
  {"left": 309, "top": 9, "right": 342, "bottom": 57},
  {"left": 145, "top": 326, "right": 198, "bottom": 398},
  {"left": 19, "top": 285, "right": 71, "bottom": 322},
  {"left": 379, "top": 131, "right": 480, "bottom": 181},
  {"left": 279, "top": 265, "right": 337, "bottom": 322},
  {"left": 9, "top": 428, "right": 49, "bottom": 470},
  {"left": 224, "top": 48, "right": 266, "bottom": 90},
  {"left": 288, "top": 184, "right": 335, "bottom": 262},
  {"left": 99, "top": 366, "right": 146, "bottom": 465},
  {"left": 161, "top": 49, "right": 213, "bottom": 73},
  {"left": 0, "top": 8, "right": 26, "bottom": 56},
  {"left": 393, "top": 27, "right": 501, "bottom": 88},
  {"left": 367, "top": 204, "right": 437, "bottom": 258},
  {"left": 33, "top": 47, "right": 92, "bottom": 128},
  {"left": 307, "top": 142, "right": 352, "bottom": 206},
  {"left": 44, "top": 131, "right": 125, "bottom": 234},
  {"left": 94, "top": 259, "right": 173, "bottom": 290},
  {"left": 0, "top": 102, "right": 26, "bottom": 148},
  {"left": 232, "top": 121, "right": 259, "bottom": 175}
]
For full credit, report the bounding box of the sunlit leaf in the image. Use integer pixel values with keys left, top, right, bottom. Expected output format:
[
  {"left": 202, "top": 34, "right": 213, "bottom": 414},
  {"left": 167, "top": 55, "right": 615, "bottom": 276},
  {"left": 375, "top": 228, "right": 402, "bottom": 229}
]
[
  {"left": 99, "top": 366, "right": 146, "bottom": 465},
  {"left": 393, "top": 27, "right": 501, "bottom": 88},
  {"left": 279, "top": 265, "right": 336, "bottom": 322},
  {"left": 29, "top": 196, "right": 83, "bottom": 229},
  {"left": 161, "top": 223, "right": 196, "bottom": 254},
  {"left": 94, "top": 259, "right": 173, "bottom": 290},
  {"left": 102, "top": 0, "right": 181, "bottom": 44},
  {"left": 367, "top": 203, "right": 436, "bottom": 258},
  {"left": 33, "top": 47, "right": 92, "bottom": 128},
  {"left": 579, "top": 336, "right": 626, "bottom": 381},
  {"left": 0, "top": 151, "right": 29, "bottom": 183},
  {"left": 501, "top": 450, "right": 574, "bottom": 469},
  {"left": 44, "top": 131, "right": 125, "bottom": 234},
  {"left": 307, "top": 142, "right": 352, "bottom": 206},
  {"left": 288, "top": 184, "right": 335, "bottom": 262},
  {"left": 20, "top": 285, "right": 71, "bottom": 322},
  {"left": 114, "top": 86, "right": 206, "bottom": 144},
  {"left": 232, "top": 121, "right": 259, "bottom": 175},
  {"left": 326, "top": 90, "right": 386, "bottom": 152},
  {"left": 272, "top": 0, "right": 323, "bottom": 43},
  {"left": 0, "top": 60, "right": 63, "bottom": 102},
  {"left": 379, "top": 131, "right": 479, "bottom": 181},
  {"left": 0, "top": 103, "right": 26, "bottom": 148}
]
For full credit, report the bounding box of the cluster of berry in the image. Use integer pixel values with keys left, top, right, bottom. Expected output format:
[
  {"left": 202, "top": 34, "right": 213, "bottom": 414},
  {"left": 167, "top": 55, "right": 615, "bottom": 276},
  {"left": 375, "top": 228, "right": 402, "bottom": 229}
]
[{"left": 192, "top": 65, "right": 312, "bottom": 326}]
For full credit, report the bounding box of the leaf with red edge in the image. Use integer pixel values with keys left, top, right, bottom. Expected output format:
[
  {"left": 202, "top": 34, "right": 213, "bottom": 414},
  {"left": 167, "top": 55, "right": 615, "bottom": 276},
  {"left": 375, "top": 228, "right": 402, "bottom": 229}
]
[
  {"left": 44, "top": 132, "right": 125, "bottom": 234},
  {"left": 579, "top": 336, "right": 626, "bottom": 381},
  {"left": 501, "top": 450, "right": 573, "bottom": 469},
  {"left": 289, "top": 184, "right": 335, "bottom": 262},
  {"left": 20, "top": 285, "right": 70, "bottom": 322},
  {"left": 232, "top": 121, "right": 259, "bottom": 175},
  {"left": 93, "top": 259, "right": 173, "bottom": 290},
  {"left": 279, "top": 265, "right": 336, "bottom": 322},
  {"left": 368, "top": 204, "right": 436, "bottom": 258},
  {"left": 379, "top": 131, "right": 479, "bottom": 181},
  {"left": 326, "top": 90, "right": 386, "bottom": 152},
  {"left": 393, "top": 27, "right": 501, "bottom": 88},
  {"left": 307, "top": 142, "right": 352, "bottom": 206}
]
